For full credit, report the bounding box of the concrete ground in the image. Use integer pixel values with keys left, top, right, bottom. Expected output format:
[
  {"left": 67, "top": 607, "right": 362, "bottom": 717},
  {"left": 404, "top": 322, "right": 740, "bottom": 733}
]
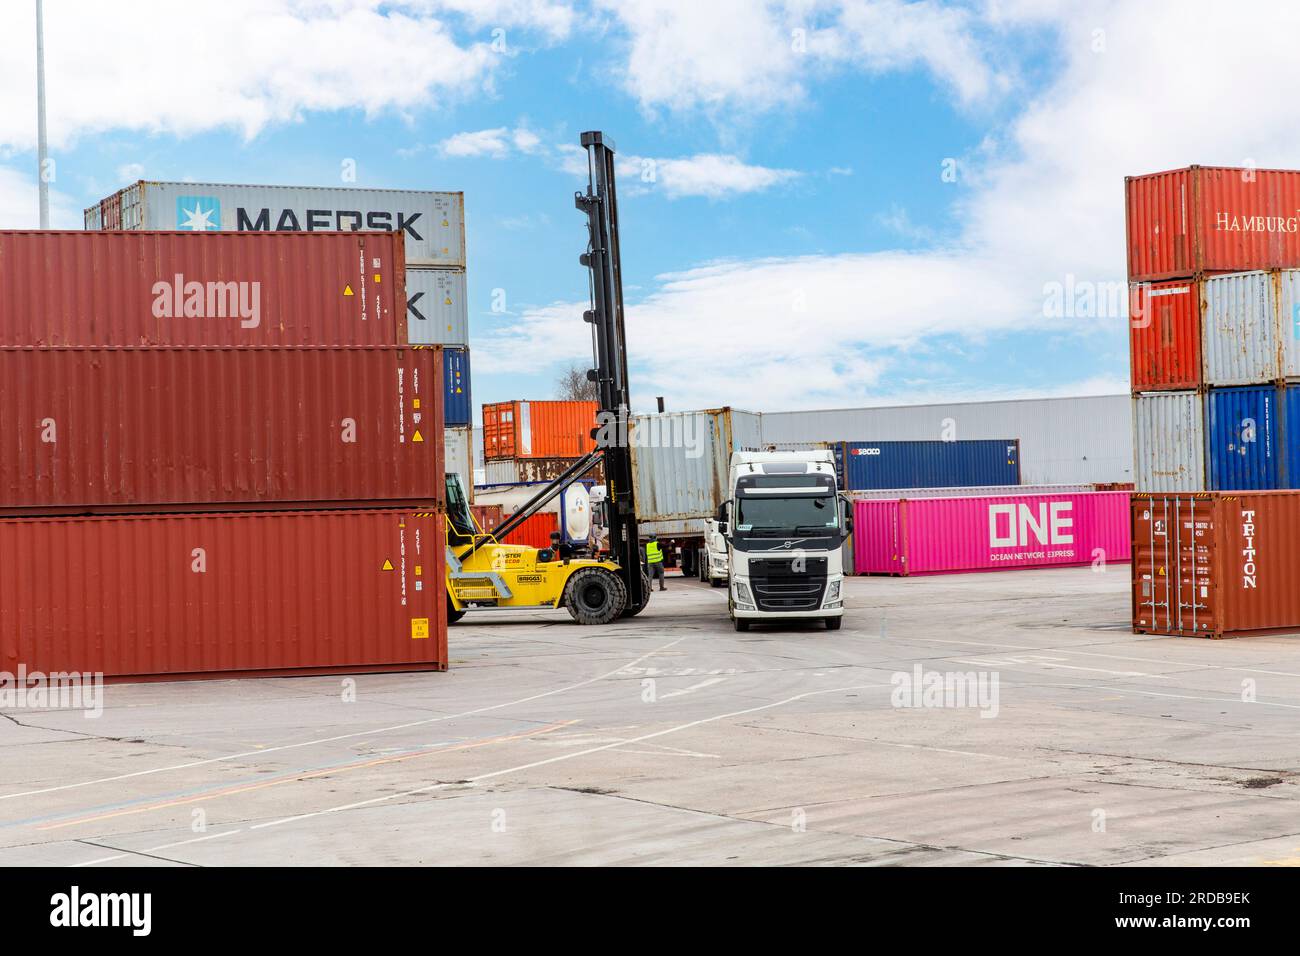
[{"left": 3, "top": 565, "right": 1300, "bottom": 867}]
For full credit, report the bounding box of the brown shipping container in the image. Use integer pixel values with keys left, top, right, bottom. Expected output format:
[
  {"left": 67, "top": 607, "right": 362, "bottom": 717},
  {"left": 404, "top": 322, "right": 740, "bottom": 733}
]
[
  {"left": 470, "top": 503, "right": 505, "bottom": 533},
  {"left": 1127, "top": 166, "right": 1300, "bottom": 282},
  {"left": 1132, "top": 491, "right": 1300, "bottom": 638},
  {"left": 0, "top": 347, "right": 442, "bottom": 514},
  {"left": 482, "top": 400, "right": 598, "bottom": 460},
  {"left": 0, "top": 230, "right": 406, "bottom": 346},
  {"left": 0, "top": 509, "right": 447, "bottom": 680}
]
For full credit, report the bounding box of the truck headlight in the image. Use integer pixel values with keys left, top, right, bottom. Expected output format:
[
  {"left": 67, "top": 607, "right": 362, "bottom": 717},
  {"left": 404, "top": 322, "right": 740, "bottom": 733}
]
[
  {"left": 825, "top": 580, "right": 841, "bottom": 601},
  {"left": 735, "top": 581, "right": 753, "bottom": 603}
]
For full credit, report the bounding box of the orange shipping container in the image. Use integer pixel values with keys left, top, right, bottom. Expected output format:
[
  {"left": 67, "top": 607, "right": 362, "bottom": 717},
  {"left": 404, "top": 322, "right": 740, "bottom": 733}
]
[
  {"left": 498, "top": 511, "right": 559, "bottom": 550},
  {"left": 483, "top": 400, "right": 598, "bottom": 460},
  {"left": 1132, "top": 491, "right": 1300, "bottom": 638}
]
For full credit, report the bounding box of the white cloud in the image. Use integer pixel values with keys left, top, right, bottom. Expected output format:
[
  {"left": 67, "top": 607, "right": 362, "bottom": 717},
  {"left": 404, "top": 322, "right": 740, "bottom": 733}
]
[
  {"left": 116, "top": 163, "right": 145, "bottom": 182},
  {"left": 438, "top": 127, "right": 515, "bottom": 158},
  {"left": 0, "top": 164, "right": 83, "bottom": 228},
  {"left": 0, "top": 1, "right": 571, "bottom": 149},
  {"left": 650, "top": 154, "right": 799, "bottom": 199},
  {"left": 598, "top": 0, "right": 1011, "bottom": 116}
]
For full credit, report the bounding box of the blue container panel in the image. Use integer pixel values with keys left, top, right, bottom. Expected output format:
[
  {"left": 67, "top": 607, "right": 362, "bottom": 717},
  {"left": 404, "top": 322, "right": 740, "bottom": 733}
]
[
  {"left": 1205, "top": 386, "right": 1279, "bottom": 490},
  {"left": 1286, "top": 385, "right": 1300, "bottom": 490},
  {"left": 443, "top": 347, "right": 471, "bottom": 427},
  {"left": 843, "top": 440, "right": 1020, "bottom": 491}
]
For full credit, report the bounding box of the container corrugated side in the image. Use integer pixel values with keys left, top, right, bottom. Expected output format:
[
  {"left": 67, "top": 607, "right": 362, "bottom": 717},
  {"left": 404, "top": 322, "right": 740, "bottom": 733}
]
[
  {"left": 498, "top": 511, "right": 559, "bottom": 550},
  {"left": 0, "top": 347, "right": 442, "bottom": 513},
  {"left": 445, "top": 426, "right": 473, "bottom": 502},
  {"left": 1133, "top": 392, "right": 1205, "bottom": 492},
  {"left": 1127, "top": 166, "right": 1300, "bottom": 281},
  {"left": 1205, "top": 386, "right": 1280, "bottom": 490},
  {"left": 1130, "top": 280, "right": 1201, "bottom": 390},
  {"left": 443, "top": 347, "right": 471, "bottom": 427},
  {"left": 850, "top": 483, "right": 1094, "bottom": 500},
  {"left": 406, "top": 268, "right": 468, "bottom": 346},
  {"left": 630, "top": 408, "right": 763, "bottom": 537},
  {"left": 855, "top": 492, "right": 1131, "bottom": 575},
  {"left": 1201, "top": 271, "right": 1279, "bottom": 385},
  {"left": 483, "top": 457, "right": 605, "bottom": 485},
  {"left": 1132, "top": 491, "right": 1300, "bottom": 637},
  {"left": 88, "top": 181, "right": 465, "bottom": 268},
  {"left": 842, "top": 439, "right": 1020, "bottom": 491},
  {"left": 0, "top": 230, "right": 406, "bottom": 347},
  {"left": 0, "top": 509, "right": 447, "bottom": 680}
]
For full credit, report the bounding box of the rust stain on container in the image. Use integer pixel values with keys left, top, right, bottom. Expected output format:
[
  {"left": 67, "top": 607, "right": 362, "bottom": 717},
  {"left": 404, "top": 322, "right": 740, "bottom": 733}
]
[
  {"left": 0, "top": 509, "right": 447, "bottom": 680},
  {"left": 0, "top": 230, "right": 407, "bottom": 346},
  {"left": 0, "top": 347, "right": 443, "bottom": 513},
  {"left": 1132, "top": 491, "right": 1300, "bottom": 638},
  {"left": 482, "top": 400, "right": 598, "bottom": 460},
  {"left": 1127, "top": 166, "right": 1300, "bottom": 282}
]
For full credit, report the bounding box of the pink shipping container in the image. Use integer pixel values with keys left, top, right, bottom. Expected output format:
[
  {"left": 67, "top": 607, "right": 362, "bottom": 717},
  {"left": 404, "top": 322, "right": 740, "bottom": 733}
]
[
  {"left": 0, "top": 230, "right": 406, "bottom": 346},
  {"left": 0, "top": 346, "right": 442, "bottom": 514},
  {"left": 853, "top": 491, "right": 1131, "bottom": 576},
  {"left": 0, "top": 508, "right": 447, "bottom": 681},
  {"left": 1126, "top": 166, "right": 1300, "bottom": 282}
]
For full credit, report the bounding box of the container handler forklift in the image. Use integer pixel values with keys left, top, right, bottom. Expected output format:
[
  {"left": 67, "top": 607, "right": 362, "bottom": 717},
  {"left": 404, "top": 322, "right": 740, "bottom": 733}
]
[{"left": 444, "top": 131, "right": 650, "bottom": 626}]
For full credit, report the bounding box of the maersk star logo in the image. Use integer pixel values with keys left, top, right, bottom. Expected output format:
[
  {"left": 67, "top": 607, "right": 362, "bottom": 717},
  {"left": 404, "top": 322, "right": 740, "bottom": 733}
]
[{"left": 176, "top": 195, "right": 221, "bottom": 231}]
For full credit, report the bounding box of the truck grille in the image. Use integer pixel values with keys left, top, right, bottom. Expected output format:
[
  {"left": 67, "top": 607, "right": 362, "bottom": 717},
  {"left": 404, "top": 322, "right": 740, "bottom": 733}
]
[{"left": 748, "top": 556, "right": 827, "bottom": 613}]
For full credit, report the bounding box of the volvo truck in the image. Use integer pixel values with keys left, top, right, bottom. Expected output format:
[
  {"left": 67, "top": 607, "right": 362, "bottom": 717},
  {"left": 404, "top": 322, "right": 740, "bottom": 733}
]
[{"left": 714, "top": 450, "right": 853, "bottom": 631}]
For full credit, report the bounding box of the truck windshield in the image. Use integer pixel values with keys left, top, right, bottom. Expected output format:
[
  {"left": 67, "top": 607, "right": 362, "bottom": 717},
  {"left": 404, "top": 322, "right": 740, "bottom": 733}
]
[{"left": 735, "top": 494, "right": 839, "bottom": 533}]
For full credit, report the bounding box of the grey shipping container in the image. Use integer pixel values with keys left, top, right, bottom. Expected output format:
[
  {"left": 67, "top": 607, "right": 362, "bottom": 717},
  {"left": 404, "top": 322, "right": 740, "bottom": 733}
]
[
  {"left": 85, "top": 180, "right": 465, "bottom": 267},
  {"left": 1201, "top": 271, "right": 1280, "bottom": 386},
  {"left": 406, "top": 268, "right": 468, "bottom": 346},
  {"left": 446, "top": 426, "right": 474, "bottom": 504},
  {"left": 484, "top": 457, "right": 606, "bottom": 486},
  {"left": 630, "top": 408, "right": 763, "bottom": 537},
  {"left": 1134, "top": 391, "right": 1205, "bottom": 492}
]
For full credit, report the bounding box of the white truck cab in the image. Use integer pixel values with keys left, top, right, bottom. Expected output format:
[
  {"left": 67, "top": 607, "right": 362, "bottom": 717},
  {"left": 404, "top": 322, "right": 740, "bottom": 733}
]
[
  {"left": 702, "top": 518, "right": 729, "bottom": 586},
  {"left": 716, "top": 451, "right": 852, "bottom": 631}
]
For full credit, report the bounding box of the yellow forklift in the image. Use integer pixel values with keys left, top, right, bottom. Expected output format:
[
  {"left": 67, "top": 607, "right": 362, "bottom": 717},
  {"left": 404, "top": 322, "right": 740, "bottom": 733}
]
[{"left": 445, "top": 131, "right": 650, "bottom": 626}]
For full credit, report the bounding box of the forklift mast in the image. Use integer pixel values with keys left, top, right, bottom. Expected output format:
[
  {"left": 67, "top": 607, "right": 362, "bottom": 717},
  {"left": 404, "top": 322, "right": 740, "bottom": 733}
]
[{"left": 576, "top": 131, "right": 648, "bottom": 615}]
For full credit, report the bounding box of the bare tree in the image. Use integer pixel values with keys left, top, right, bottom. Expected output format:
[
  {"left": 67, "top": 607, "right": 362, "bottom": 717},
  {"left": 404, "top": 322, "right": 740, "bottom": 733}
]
[{"left": 555, "top": 363, "right": 599, "bottom": 402}]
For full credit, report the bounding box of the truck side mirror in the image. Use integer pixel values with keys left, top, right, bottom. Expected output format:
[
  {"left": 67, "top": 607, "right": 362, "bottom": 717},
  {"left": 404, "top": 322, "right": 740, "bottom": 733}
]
[
  {"left": 715, "top": 500, "right": 730, "bottom": 536},
  {"left": 717, "top": 521, "right": 729, "bottom": 535},
  {"left": 841, "top": 496, "right": 854, "bottom": 537}
]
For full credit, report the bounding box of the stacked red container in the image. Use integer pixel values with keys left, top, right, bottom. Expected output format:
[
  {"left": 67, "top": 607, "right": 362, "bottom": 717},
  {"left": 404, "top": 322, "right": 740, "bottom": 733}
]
[{"left": 0, "top": 229, "right": 447, "bottom": 679}]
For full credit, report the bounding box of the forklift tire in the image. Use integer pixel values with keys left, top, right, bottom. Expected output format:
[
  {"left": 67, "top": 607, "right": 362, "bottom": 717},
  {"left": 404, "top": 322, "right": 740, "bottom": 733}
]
[
  {"left": 733, "top": 617, "right": 750, "bottom": 632},
  {"left": 447, "top": 597, "right": 466, "bottom": 625},
  {"left": 564, "top": 567, "right": 628, "bottom": 625},
  {"left": 824, "top": 617, "right": 842, "bottom": 631},
  {"left": 619, "top": 570, "right": 653, "bottom": 619}
]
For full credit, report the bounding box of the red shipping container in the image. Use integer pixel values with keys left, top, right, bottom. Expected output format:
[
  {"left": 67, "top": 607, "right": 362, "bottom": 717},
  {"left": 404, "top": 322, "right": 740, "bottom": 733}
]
[
  {"left": 499, "top": 511, "right": 559, "bottom": 549},
  {"left": 0, "top": 508, "right": 446, "bottom": 680},
  {"left": 0, "top": 230, "right": 406, "bottom": 346},
  {"left": 483, "top": 400, "right": 598, "bottom": 460},
  {"left": 1133, "top": 491, "right": 1300, "bottom": 637},
  {"left": 1129, "top": 279, "right": 1202, "bottom": 390},
  {"left": 0, "top": 347, "right": 442, "bottom": 514},
  {"left": 1127, "top": 166, "right": 1300, "bottom": 281}
]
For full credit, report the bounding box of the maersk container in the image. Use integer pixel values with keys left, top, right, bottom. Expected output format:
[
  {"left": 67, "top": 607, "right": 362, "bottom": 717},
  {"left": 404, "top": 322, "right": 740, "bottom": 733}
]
[
  {"left": 482, "top": 400, "right": 599, "bottom": 460},
  {"left": 0, "top": 508, "right": 447, "bottom": 680},
  {"left": 1205, "top": 386, "right": 1280, "bottom": 490},
  {"left": 1132, "top": 491, "right": 1300, "bottom": 638},
  {"left": 841, "top": 439, "right": 1020, "bottom": 491},
  {"left": 630, "top": 407, "right": 764, "bottom": 537},
  {"left": 854, "top": 491, "right": 1131, "bottom": 576},
  {"left": 1133, "top": 391, "right": 1205, "bottom": 492},
  {"left": 1201, "top": 271, "right": 1280, "bottom": 386},
  {"left": 85, "top": 181, "right": 465, "bottom": 267},
  {"left": 1129, "top": 280, "right": 1201, "bottom": 391},
  {"left": 0, "top": 347, "right": 442, "bottom": 514},
  {"left": 1126, "top": 166, "right": 1300, "bottom": 282},
  {"left": 0, "top": 230, "right": 405, "bottom": 347},
  {"left": 406, "top": 268, "right": 468, "bottom": 346},
  {"left": 443, "top": 347, "right": 471, "bottom": 426}
]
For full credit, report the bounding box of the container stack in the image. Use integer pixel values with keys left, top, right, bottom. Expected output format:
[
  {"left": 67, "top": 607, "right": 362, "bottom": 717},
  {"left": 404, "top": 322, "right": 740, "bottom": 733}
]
[
  {"left": 1128, "top": 165, "right": 1300, "bottom": 491},
  {"left": 1127, "top": 165, "right": 1300, "bottom": 637},
  {"left": 83, "top": 180, "right": 474, "bottom": 495},
  {"left": 0, "top": 229, "right": 448, "bottom": 680}
]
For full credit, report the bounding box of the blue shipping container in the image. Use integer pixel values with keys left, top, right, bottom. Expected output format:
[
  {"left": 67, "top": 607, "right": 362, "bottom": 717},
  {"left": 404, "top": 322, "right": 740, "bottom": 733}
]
[
  {"left": 1205, "top": 386, "right": 1279, "bottom": 490},
  {"left": 443, "top": 347, "right": 471, "bottom": 427},
  {"left": 841, "top": 439, "right": 1020, "bottom": 491},
  {"left": 1287, "top": 385, "right": 1300, "bottom": 490}
]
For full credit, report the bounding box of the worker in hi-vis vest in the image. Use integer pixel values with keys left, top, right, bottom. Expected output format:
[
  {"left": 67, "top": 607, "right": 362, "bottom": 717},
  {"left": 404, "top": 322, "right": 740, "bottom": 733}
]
[{"left": 645, "top": 534, "right": 667, "bottom": 591}]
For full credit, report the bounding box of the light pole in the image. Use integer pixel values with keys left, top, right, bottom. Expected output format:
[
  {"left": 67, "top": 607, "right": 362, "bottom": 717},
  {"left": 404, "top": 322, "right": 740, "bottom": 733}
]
[{"left": 36, "top": 0, "right": 49, "bottom": 227}]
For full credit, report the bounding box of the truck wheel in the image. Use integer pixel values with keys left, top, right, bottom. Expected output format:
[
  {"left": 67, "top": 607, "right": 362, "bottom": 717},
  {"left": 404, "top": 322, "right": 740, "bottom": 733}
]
[
  {"left": 620, "top": 570, "right": 652, "bottom": 618},
  {"left": 447, "top": 596, "right": 466, "bottom": 624},
  {"left": 709, "top": 576, "right": 725, "bottom": 588},
  {"left": 733, "top": 617, "right": 750, "bottom": 632},
  {"left": 564, "top": 567, "right": 627, "bottom": 625},
  {"left": 824, "top": 617, "right": 842, "bottom": 631}
]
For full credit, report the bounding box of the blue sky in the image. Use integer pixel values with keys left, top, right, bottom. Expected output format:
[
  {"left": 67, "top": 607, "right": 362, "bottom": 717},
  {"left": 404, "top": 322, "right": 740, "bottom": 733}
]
[{"left": 2, "top": 1, "right": 1293, "bottom": 418}]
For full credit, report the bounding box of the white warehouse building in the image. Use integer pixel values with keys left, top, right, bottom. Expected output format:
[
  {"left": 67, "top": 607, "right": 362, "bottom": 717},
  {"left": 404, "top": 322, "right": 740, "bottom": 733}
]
[{"left": 757, "top": 394, "right": 1132, "bottom": 486}]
